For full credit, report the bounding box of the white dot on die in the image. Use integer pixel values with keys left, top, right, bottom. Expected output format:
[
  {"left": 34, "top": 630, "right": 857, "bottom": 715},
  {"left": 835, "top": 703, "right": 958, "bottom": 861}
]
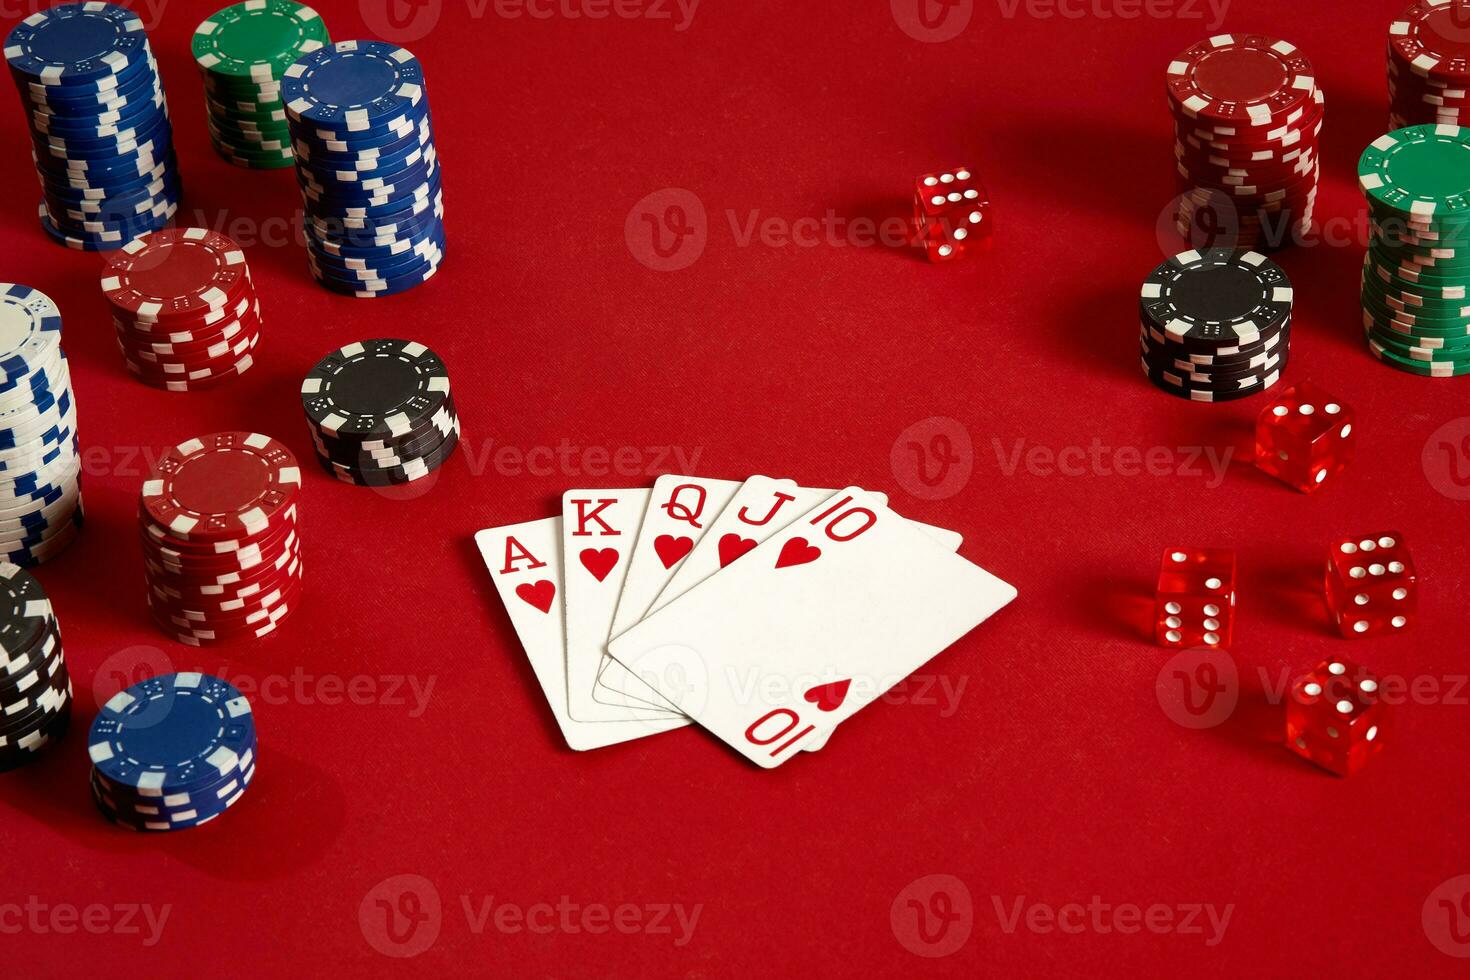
[
  {"left": 937, "top": 244, "right": 952, "bottom": 257},
  {"left": 1205, "top": 577, "right": 1222, "bottom": 589},
  {"left": 956, "top": 170, "right": 970, "bottom": 180},
  {"left": 1166, "top": 602, "right": 1181, "bottom": 614},
  {"left": 1353, "top": 621, "right": 1369, "bottom": 633},
  {"left": 930, "top": 195, "right": 945, "bottom": 206},
  {"left": 1326, "top": 726, "right": 1340, "bottom": 739},
  {"left": 1304, "top": 683, "right": 1322, "bottom": 696},
  {"left": 1340, "top": 542, "right": 1358, "bottom": 554},
  {"left": 1354, "top": 594, "right": 1369, "bottom": 605},
  {"left": 1329, "top": 663, "right": 1346, "bottom": 675},
  {"left": 1393, "top": 588, "right": 1407, "bottom": 600},
  {"left": 1369, "top": 563, "right": 1386, "bottom": 576},
  {"left": 1203, "top": 604, "right": 1220, "bottom": 616},
  {"left": 946, "top": 192, "right": 961, "bottom": 203},
  {"left": 923, "top": 177, "right": 938, "bottom": 186},
  {"left": 954, "top": 228, "right": 968, "bottom": 240},
  {"left": 1335, "top": 699, "right": 1354, "bottom": 715},
  {"left": 1379, "top": 536, "right": 1396, "bottom": 548},
  {"left": 967, "top": 211, "right": 982, "bottom": 223},
  {"left": 1389, "top": 561, "right": 1404, "bottom": 573},
  {"left": 1360, "top": 679, "right": 1378, "bottom": 693},
  {"left": 964, "top": 190, "right": 979, "bottom": 200},
  {"left": 1166, "top": 630, "right": 1181, "bottom": 642},
  {"left": 1299, "top": 404, "right": 1316, "bottom": 416},
  {"left": 1350, "top": 566, "right": 1366, "bottom": 579},
  {"left": 1392, "top": 616, "right": 1407, "bottom": 627},
  {"left": 1203, "top": 632, "right": 1219, "bottom": 644},
  {"left": 1340, "top": 424, "right": 1352, "bottom": 438},
  {"left": 1325, "top": 403, "right": 1341, "bottom": 415},
  {"left": 1170, "top": 552, "right": 1187, "bottom": 563},
  {"left": 1166, "top": 616, "right": 1181, "bottom": 628},
  {"left": 1203, "top": 618, "right": 1220, "bottom": 630},
  {"left": 1366, "top": 726, "right": 1379, "bottom": 741},
  {"left": 939, "top": 173, "right": 954, "bottom": 183},
  {"left": 1314, "top": 470, "right": 1327, "bottom": 484},
  {"left": 1272, "top": 406, "right": 1288, "bottom": 417},
  {"left": 1360, "top": 539, "right": 1376, "bottom": 551}
]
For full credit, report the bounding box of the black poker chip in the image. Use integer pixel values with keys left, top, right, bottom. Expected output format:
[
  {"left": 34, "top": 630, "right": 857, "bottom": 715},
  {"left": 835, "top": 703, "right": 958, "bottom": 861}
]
[
  {"left": 300, "top": 338, "right": 459, "bottom": 485},
  {"left": 0, "top": 565, "right": 69, "bottom": 770},
  {"left": 1138, "top": 249, "right": 1293, "bottom": 400}
]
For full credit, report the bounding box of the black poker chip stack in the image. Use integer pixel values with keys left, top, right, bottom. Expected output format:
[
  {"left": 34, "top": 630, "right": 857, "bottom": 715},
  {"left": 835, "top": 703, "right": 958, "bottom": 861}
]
[
  {"left": 300, "top": 338, "right": 460, "bottom": 486},
  {"left": 0, "top": 564, "right": 71, "bottom": 771},
  {"left": 1138, "top": 248, "right": 1293, "bottom": 402}
]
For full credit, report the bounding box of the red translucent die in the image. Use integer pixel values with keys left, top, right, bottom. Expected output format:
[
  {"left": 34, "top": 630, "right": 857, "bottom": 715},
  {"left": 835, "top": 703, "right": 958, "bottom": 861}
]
[
  {"left": 1325, "top": 531, "right": 1417, "bottom": 638},
  {"left": 913, "top": 167, "right": 992, "bottom": 262},
  {"left": 1154, "top": 547, "right": 1236, "bottom": 649},
  {"left": 1285, "top": 658, "right": 1387, "bottom": 776},
  {"left": 1254, "top": 382, "right": 1356, "bottom": 492}
]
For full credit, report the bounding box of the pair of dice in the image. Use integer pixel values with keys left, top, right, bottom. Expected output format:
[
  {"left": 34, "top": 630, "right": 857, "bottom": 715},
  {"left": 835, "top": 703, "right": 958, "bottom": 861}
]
[
  {"left": 1155, "top": 538, "right": 1415, "bottom": 776},
  {"left": 913, "top": 168, "right": 991, "bottom": 261},
  {"left": 1154, "top": 533, "right": 1417, "bottom": 647}
]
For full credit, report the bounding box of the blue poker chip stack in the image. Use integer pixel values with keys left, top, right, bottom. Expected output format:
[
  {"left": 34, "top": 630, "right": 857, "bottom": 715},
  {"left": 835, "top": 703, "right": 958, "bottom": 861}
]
[
  {"left": 282, "top": 40, "right": 444, "bottom": 297},
  {"left": 0, "top": 286, "right": 83, "bottom": 566},
  {"left": 4, "top": 2, "right": 181, "bottom": 251},
  {"left": 0, "top": 564, "right": 71, "bottom": 772},
  {"left": 88, "top": 672, "right": 257, "bottom": 832}
]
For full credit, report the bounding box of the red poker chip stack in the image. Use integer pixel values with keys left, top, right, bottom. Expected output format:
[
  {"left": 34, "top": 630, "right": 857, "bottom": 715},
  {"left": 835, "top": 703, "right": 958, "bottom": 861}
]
[
  {"left": 1387, "top": 1, "right": 1470, "bottom": 127},
  {"left": 1167, "top": 34, "right": 1324, "bottom": 253},
  {"left": 139, "top": 432, "right": 303, "bottom": 647},
  {"left": 100, "top": 228, "right": 262, "bottom": 391}
]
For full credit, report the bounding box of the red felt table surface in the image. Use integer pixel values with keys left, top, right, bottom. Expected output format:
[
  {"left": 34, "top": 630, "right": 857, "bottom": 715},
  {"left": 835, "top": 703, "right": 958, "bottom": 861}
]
[{"left": 3, "top": 0, "right": 1468, "bottom": 975}]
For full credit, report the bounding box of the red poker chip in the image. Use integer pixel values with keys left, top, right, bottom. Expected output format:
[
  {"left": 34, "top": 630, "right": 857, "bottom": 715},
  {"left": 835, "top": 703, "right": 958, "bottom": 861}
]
[
  {"left": 114, "top": 301, "right": 260, "bottom": 351},
  {"left": 140, "top": 432, "right": 300, "bottom": 541},
  {"left": 148, "top": 576, "right": 302, "bottom": 629},
  {"left": 1391, "top": 1, "right": 1470, "bottom": 83},
  {"left": 100, "top": 228, "right": 252, "bottom": 321},
  {"left": 1167, "top": 34, "right": 1317, "bottom": 126},
  {"left": 124, "top": 354, "right": 257, "bottom": 393},
  {"left": 117, "top": 329, "right": 259, "bottom": 374},
  {"left": 1172, "top": 89, "right": 1324, "bottom": 141},
  {"left": 144, "top": 544, "right": 301, "bottom": 592},
  {"left": 148, "top": 556, "right": 303, "bottom": 607},
  {"left": 113, "top": 293, "right": 258, "bottom": 339}
]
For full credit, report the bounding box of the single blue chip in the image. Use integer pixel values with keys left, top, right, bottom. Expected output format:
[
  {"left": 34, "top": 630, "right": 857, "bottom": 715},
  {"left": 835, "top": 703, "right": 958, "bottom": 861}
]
[
  {"left": 88, "top": 672, "right": 256, "bottom": 794},
  {"left": 282, "top": 40, "right": 424, "bottom": 132},
  {"left": 4, "top": 3, "right": 150, "bottom": 87}
]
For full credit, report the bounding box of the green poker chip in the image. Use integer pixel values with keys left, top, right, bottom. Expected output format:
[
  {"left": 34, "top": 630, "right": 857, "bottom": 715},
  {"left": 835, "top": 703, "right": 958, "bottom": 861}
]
[
  {"left": 192, "top": 1, "right": 329, "bottom": 83},
  {"left": 1359, "top": 126, "right": 1470, "bottom": 221},
  {"left": 1366, "top": 335, "right": 1470, "bottom": 376}
]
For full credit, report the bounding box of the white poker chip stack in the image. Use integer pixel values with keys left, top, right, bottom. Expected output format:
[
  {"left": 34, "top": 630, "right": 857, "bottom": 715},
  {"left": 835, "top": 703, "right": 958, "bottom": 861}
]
[{"left": 0, "top": 285, "right": 83, "bottom": 566}]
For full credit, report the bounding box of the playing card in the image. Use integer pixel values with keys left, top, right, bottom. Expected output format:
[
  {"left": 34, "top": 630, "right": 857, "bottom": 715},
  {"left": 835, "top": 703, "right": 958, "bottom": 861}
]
[
  {"left": 594, "top": 475, "right": 743, "bottom": 708},
  {"left": 607, "top": 488, "right": 1016, "bottom": 768},
  {"left": 474, "top": 518, "right": 686, "bottom": 749},
  {"left": 561, "top": 489, "right": 686, "bottom": 723},
  {"left": 607, "top": 478, "right": 961, "bottom": 720}
]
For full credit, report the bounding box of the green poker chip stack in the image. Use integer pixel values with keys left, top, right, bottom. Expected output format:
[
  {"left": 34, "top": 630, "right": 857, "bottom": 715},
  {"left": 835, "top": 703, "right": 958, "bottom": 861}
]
[
  {"left": 191, "top": 0, "right": 329, "bottom": 170},
  {"left": 1357, "top": 125, "right": 1470, "bottom": 378}
]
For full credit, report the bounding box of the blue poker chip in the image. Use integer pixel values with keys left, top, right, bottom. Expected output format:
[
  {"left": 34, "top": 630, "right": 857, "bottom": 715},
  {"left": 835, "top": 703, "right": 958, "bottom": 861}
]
[
  {"left": 282, "top": 40, "right": 424, "bottom": 131},
  {"left": 310, "top": 251, "right": 443, "bottom": 298},
  {"left": 296, "top": 139, "right": 434, "bottom": 186},
  {"left": 35, "top": 151, "right": 177, "bottom": 190},
  {"left": 28, "top": 91, "right": 165, "bottom": 139},
  {"left": 88, "top": 672, "right": 256, "bottom": 795},
  {"left": 297, "top": 156, "right": 437, "bottom": 204},
  {"left": 291, "top": 113, "right": 431, "bottom": 164},
  {"left": 92, "top": 750, "right": 255, "bottom": 827},
  {"left": 308, "top": 239, "right": 444, "bottom": 286},
  {"left": 291, "top": 102, "right": 430, "bottom": 155},
  {"left": 4, "top": 5, "right": 150, "bottom": 86},
  {"left": 30, "top": 113, "right": 172, "bottom": 158},
  {"left": 307, "top": 218, "right": 443, "bottom": 265},
  {"left": 310, "top": 204, "right": 442, "bottom": 249},
  {"left": 37, "top": 200, "right": 174, "bottom": 251}
]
